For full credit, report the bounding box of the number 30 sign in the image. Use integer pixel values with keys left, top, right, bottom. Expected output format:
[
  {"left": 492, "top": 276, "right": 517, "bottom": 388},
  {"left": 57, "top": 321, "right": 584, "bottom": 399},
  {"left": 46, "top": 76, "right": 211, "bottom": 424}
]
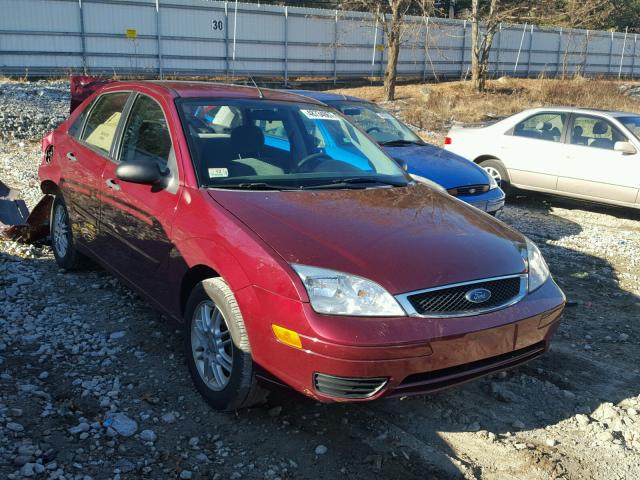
[{"left": 212, "top": 19, "right": 224, "bottom": 31}]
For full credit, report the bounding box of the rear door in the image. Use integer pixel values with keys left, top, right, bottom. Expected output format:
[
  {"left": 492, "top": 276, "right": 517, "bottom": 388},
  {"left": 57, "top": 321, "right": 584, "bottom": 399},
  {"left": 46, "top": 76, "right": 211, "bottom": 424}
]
[
  {"left": 497, "top": 111, "right": 568, "bottom": 191},
  {"left": 97, "top": 92, "right": 181, "bottom": 300},
  {"left": 58, "top": 92, "right": 131, "bottom": 252},
  {"left": 558, "top": 114, "right": 640, "bottom": 205}
]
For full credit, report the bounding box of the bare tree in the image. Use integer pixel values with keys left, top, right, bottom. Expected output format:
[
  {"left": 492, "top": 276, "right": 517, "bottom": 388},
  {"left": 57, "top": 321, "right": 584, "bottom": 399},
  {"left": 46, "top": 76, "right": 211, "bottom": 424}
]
[
  {"left": 341, "top": 1, "right": 434, "bottom": 101},
  {"left": 468, "top": 0, "right": 613, "bottom": 92}
]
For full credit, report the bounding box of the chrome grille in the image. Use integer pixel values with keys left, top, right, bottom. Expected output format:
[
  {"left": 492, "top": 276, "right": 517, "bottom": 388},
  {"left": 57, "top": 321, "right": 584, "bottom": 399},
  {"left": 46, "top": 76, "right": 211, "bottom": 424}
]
[{"left": 396, "top": 275, "right": 527, "bottom": 318}]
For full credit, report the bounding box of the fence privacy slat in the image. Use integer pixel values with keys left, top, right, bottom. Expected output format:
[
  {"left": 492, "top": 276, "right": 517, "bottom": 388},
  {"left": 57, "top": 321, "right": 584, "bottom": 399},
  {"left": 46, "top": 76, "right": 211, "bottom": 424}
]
[{"left": 0, "top": 0, "right": 637, "bottom": 79}]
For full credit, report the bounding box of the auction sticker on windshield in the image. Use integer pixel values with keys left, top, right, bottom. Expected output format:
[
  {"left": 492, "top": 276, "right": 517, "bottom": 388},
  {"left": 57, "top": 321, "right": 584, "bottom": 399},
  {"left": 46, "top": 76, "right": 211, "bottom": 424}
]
[
  {"left": 208, "top": 167, "right": 229, "bottom": 178},
  {"left": 300, "top": 109, "right": 340, "bottom": 121}
]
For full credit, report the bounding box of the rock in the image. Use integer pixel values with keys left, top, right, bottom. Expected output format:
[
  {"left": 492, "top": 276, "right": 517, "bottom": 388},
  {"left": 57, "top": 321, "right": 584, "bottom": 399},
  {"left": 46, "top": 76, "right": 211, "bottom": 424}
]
[
  {"left": 512, "top": 420, "right": 525, "bottom": 430},
  {"left": 268, "top": 406, "right": 283, "bottom": 417},
  {"left": 6, "top": 422, "right": 24, "bottom": 432},
  {"left": 619, "top": 333, "right": 629, "bottom": 342},
  {"left": 20, "top": 463, "right": 36, "bottom": 477},
  {"left": 140, "top": 429, "right": 157, "bottom": 443},
  {"left": 315, "top": 445, "right": 328, "bottom": 455},
  {"left": 69, "top": 422, "right": 90, "bottom": 434},
  {"left": 106, "top": 413, "right": 138, "bottom": 437},
  {"left": 545, "top": 438, "right": 557, "bottom": 447},
  {"left": 114, "top": 458, "right": 136, "bottom": 474},
  {"left": 180, "top": 470, "right": 193, "bottom": 479},
  {"left": 575, "top": 414, "right": 591, "bottom": 427},
  {"left": 161, "top": 412, "right": 176, "bottom": 424},
  {"left": 109, "top": 331, "right": 126, "bottom": 341}
]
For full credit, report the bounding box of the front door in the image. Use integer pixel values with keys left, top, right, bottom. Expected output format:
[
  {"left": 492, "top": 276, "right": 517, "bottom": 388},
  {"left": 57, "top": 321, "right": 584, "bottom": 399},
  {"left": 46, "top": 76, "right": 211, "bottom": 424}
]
[
  {"left": 498, "top": 111, "right": 569, "bottom": 191},
  {"left": 97, "top": 93, "right": 181, "bottom": 300},
  {"left": 558, "top": 114, "right": 640, "bottom": 205}
]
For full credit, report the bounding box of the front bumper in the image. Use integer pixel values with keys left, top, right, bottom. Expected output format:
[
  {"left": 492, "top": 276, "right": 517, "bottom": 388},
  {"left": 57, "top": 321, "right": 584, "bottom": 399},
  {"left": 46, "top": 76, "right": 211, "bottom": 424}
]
[
  {"left": 236, "top": 278, "right": 565, "bottom": 402},
  {"left": 457, "top": 187, "right": 506, "bottom": 214}
]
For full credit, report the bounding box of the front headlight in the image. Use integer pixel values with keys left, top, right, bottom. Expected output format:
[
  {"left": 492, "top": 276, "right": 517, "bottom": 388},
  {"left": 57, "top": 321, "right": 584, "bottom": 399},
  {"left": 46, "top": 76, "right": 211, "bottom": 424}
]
[
  {"left": 291, "top": 264, "right": 406, "bottom": 316},
  {"left": 487, "top": 171, "right": 499, "bottom": 190},
  {"left": 525, "top": 238, "right": 550, "bottom": 292}
]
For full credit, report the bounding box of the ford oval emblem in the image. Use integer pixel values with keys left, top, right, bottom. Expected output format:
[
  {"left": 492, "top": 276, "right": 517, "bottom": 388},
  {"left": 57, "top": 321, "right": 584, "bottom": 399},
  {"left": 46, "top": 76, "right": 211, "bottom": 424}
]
[{"left": 465, "top": 288, "right": 492, "bottom": 304}]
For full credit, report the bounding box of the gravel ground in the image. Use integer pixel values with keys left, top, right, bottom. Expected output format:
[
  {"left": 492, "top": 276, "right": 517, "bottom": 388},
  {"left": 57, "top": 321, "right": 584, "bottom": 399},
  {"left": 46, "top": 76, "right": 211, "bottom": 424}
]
[{"left": 1, "top": 80, "right": 639, "bottom": 480}]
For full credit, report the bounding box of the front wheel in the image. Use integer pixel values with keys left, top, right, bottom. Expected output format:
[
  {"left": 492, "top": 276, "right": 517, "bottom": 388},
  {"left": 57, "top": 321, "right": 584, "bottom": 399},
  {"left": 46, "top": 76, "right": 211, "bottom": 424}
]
[
  {"left": 479, "top": 158, "right": 512, "bottom": 196},
  {"left": 184, "top": 278, "right": 267, "bottom": 411}
]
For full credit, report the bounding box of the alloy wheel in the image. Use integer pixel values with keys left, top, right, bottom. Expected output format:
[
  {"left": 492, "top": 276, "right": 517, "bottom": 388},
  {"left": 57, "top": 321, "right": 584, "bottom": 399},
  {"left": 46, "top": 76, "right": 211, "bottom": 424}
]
[
  {"left": 53, "top": 204, "right": 69, "bottom": 258},
  {"left": 484, "top": 166, "right": 502, "bottom": 184},
  {"left": 191, "top": 300, "right": 234, "bottom": 391}
]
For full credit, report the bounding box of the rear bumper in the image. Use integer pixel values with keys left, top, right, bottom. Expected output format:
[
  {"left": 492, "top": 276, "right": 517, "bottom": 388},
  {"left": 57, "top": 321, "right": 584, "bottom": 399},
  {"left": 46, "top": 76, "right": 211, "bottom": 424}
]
[
  {"left": 458, "top": 188, "right": 506, "bottom": 214},
  {"left": 237, "top": 278, "right": 565, "bottom": 402}
]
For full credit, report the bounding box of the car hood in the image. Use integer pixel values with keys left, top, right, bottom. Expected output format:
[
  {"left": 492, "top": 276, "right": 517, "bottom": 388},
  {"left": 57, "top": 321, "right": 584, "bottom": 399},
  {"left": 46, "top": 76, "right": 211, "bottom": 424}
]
[
  {"left": 384, "top": 144, "right": 488, "bottom": 189},
  {"left": 208, "top": 184, "right": 526, "bottom": 295}
]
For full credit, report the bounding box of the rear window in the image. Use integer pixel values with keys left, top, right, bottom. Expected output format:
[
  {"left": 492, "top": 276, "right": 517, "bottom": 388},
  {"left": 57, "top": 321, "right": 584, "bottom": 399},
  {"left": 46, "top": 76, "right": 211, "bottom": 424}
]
[{"left": 81, "top": 92, "right": 130, "bottom": 155}]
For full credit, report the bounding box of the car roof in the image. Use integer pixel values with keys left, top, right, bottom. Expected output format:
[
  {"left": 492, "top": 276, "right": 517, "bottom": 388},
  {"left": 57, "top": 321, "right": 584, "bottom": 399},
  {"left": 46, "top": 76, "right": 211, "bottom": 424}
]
[
  {"left": 285, "top": 89, "right": 369, "bottom": 104},
  {"left": 100, "top": 80, "right": 325, "bottom": 105},
  {"left": 521, "top": 106, "right": 639, "bottom": 118}
]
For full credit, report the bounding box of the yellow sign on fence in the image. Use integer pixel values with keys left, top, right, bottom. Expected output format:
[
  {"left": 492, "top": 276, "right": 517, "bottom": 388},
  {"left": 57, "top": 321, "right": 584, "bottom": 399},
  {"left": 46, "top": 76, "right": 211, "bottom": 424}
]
[
  {"left": 375, "top": 44, "right": 385, "bottom": 52},
  {"left": 126, "top": 29, "right": 138, "bottom": 39}
]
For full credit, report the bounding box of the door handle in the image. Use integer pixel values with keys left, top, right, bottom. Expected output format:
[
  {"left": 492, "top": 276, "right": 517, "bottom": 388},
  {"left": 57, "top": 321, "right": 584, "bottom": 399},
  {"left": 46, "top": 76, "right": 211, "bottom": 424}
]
[
  {"left": 66, "top": 152, "right": 77, "bottom": 162},
  {"left": 105, "top": 178, "right": 121, "bottom": 191}
]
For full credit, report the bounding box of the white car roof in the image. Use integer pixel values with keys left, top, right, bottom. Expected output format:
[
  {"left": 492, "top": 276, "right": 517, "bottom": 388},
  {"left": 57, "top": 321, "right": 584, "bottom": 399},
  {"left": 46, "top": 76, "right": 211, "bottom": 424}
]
[{"left": 519, "top": 107, "right": 639, "bottom": 118}]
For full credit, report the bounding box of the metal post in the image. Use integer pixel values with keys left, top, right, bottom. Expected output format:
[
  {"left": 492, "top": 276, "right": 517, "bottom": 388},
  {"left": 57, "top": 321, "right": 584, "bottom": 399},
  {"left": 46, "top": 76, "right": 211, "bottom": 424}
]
[
  {"left": 526, "top": 25, "right": 533, "bottom": 77},
  {"left": 371, "top": 8, "right": 379, "bottom": 78},
  {"left": 224, "top": 2, "right": 229, "bottom": 80},
  {"left": 155, "top": 0, "right": 162, "bottom": 79},
  {"left": 496, "top": 23, "right": 502, "bottom": 77},
  {"left": 582, "top": 30, "right": 589, "bottom": 75},
  {"left": 284, "top": 6, "right": 288, "bottom": 86},
  {"left": 514, "top": 22, "right": 528, "bottom": 75},
  {"left": 379, "top": 20, "right": 385, "bottom": 79},
  {"left": 422, "top": 17, "right": 429, "bottom": 81},
  {"left": 78, "top": 0, "right": 87, "bottom": 74},
  {"left": 556, "top": 28, "right": 562, "bottom": 78},
  {"left": 333, "top": 10, "right": 338, "bottom": 84},
  {"left": 619, "top": 27, "right": 628, "bottom": 79},
  {"left": 608, "top": 31, "right": 614, "bottom": 76},
  {"left": 231, "top": 0, "right": 238, "bottom": 78},
  {"left": 632, "top": 34, "right": 637, "bottom": 78},
  {"left": 459, "top": 20, "right": 466, "bottom": 78}
]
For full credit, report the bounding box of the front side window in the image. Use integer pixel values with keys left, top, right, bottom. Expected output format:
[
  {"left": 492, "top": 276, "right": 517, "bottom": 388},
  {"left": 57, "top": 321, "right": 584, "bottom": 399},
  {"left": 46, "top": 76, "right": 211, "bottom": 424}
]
[
  {"left": 513, "top": 113, "right": 566, "bottom": 142},
  {"left": 81, "top": 92, "right": 130, "bottom": 155},
  {"left": 178, "top": 99, "right": 408, "bottom": 189},
  {"left": 120, "top": 95, "right": 172, "bottom": 167},
  {"left": 619, "top": 116, "right": 640, "bottom": 141},
  {"left": 332, "top": 101, "right": 423, "bottom": 145},
  {"left": 570, "top": 116, "right": 626, "bottom": 150}
]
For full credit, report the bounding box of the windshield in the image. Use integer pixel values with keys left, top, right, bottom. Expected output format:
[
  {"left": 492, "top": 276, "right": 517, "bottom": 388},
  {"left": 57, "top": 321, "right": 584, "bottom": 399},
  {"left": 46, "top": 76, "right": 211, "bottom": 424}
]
[
  {"left": 329, "top": 101, "right": 423, "bottom": 145},
  {"left": 177, "top": 99, "right": 409, "bottom": 189},
  {"left": 618, "top": 116, "right": 640, "bottom": 141}
]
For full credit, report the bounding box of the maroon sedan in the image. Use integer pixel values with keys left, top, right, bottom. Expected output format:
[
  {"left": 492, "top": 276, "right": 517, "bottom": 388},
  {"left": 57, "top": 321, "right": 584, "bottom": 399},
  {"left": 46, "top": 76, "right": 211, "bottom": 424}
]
[{"left": 39, "top": 80, "right": 565, "bottom": 410}]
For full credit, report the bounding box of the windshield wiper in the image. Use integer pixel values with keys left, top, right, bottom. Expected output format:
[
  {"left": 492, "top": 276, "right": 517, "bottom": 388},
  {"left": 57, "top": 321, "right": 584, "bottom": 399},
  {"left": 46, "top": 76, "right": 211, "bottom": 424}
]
[
  {"left": 304, "top": 177, "right": 407, "bottom": 190},
  {"left": 379, "top": 139, "right": 424, "bottom": 147},
  {"left": 212, "top": 182, "right": 289, "bottom": 191}
]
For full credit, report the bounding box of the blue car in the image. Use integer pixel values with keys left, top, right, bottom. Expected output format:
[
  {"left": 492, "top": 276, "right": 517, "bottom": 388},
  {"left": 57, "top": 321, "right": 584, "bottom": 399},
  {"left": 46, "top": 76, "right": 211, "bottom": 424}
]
[{"left": 285, "top": 90, "right": 505, "bottom": 215}]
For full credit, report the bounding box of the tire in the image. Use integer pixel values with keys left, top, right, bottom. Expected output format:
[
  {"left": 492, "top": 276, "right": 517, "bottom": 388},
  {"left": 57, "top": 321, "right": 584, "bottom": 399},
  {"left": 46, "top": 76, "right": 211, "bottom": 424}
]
[
  {"left": 184, "top": 278, "right": 267, "bottom": 411},
  {"left": 50, "top": 194, "right": 83, "bottom": 270},
  {"left": 479, "top": 158, "right": 512, "bottom": 196}
]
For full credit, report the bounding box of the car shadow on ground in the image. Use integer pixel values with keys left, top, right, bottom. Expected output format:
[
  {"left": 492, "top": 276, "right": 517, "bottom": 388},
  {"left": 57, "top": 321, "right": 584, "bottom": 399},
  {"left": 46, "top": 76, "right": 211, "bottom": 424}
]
[{"left": 2, "top": 198, "right": 637, "bottom": 479}]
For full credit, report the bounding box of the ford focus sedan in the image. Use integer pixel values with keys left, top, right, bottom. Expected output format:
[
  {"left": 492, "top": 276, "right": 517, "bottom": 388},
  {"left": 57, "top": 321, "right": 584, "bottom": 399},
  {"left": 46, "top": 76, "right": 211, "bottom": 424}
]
[
  {"left": 287, "top": 90, "right": 505, "bottom": 215},
  {"left": 445, "top": 107, "right": 640, "bottom": 210},
  {"left": 39, "top": 80, "right": 564, "bottom": 410}
]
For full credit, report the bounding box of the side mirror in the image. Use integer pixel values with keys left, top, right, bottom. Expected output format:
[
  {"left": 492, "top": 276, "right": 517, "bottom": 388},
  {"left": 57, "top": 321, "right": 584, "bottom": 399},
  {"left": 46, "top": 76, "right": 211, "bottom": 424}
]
[
  {"left": 116, "top": 161, "right": 167, "bottom": 185},
  {"left": 614, "top": 141, "right": 637, "bottom": 155},
  {"left": 395, "top": 158, "right": 409, "bottom": 171}
]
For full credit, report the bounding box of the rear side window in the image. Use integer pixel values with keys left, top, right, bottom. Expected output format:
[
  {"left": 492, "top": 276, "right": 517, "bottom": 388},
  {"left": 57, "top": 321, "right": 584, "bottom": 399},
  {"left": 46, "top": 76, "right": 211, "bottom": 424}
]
[
  {"left": 81, "top": 92, "right": 130, "bottom": 155},
  {"left": 68, "top": 102, "right": 92, "bottom": 138},
  {"left": 120, "top": 95, "right": 172, "bottom": 167},
  {"left": 513, "top": 113, "right": 566, "bottom": 142}
]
